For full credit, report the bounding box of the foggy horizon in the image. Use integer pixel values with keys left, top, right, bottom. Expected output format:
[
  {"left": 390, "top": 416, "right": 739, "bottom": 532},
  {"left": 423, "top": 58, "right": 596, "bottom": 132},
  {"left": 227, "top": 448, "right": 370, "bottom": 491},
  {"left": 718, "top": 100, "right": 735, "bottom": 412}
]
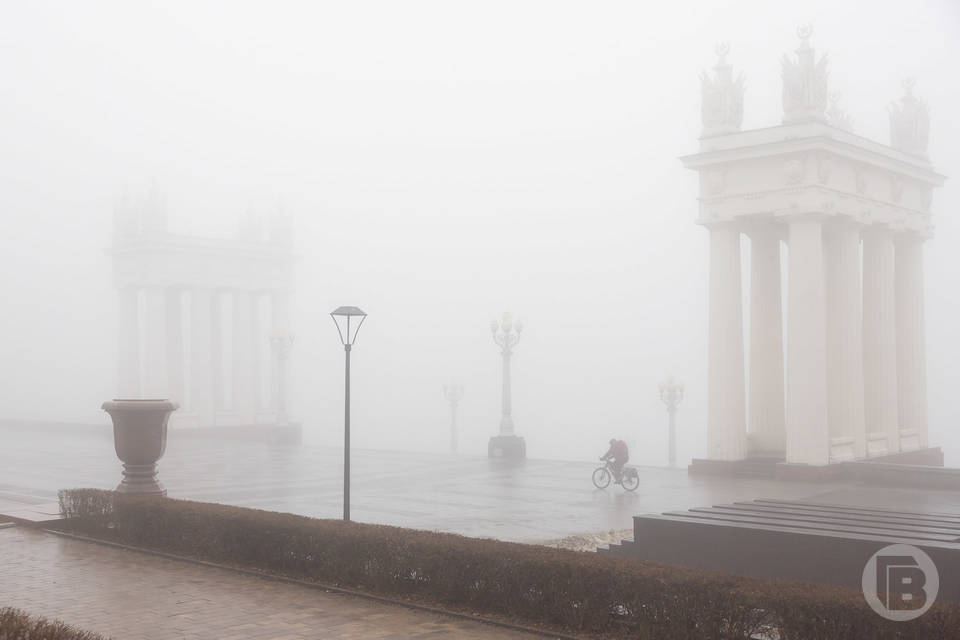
[{"left": 2, "top": 0, "right": 959, "bottom": 466}]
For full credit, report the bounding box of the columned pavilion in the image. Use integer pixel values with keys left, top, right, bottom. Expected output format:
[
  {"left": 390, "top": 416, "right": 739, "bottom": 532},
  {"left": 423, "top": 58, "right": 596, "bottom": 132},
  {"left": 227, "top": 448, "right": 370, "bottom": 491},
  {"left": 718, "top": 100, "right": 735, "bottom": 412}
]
[
  {"left": 683, "top": 30, "right": 944, "bottom": 467},
  {"left": 109, "top": 195, "right": 297, "bottom": 440}
]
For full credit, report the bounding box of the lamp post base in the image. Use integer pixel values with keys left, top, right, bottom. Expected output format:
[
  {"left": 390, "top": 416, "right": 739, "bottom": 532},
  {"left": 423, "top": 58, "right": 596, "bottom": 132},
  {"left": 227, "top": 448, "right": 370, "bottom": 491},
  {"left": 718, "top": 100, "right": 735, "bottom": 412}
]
[{"left": 488, "top": 435, "right": 526, "bottom": 459}]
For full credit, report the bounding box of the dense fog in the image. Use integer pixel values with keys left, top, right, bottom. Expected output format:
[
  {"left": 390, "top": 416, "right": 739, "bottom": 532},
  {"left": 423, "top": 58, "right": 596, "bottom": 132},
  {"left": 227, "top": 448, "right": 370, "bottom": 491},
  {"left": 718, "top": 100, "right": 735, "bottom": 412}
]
[{"left": 1, "top": 0, "right": 958, "bottom": 466}]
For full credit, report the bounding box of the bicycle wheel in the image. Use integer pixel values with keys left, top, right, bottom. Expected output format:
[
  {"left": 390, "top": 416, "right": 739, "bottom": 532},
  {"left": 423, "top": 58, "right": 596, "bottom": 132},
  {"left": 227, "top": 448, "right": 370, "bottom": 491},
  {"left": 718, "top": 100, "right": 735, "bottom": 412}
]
[
  {"left": 592, "top": 467, "right": 611, "bottom": 489},
  {"left": 621, "top": 471, "right": 640, "bottom": 492}
]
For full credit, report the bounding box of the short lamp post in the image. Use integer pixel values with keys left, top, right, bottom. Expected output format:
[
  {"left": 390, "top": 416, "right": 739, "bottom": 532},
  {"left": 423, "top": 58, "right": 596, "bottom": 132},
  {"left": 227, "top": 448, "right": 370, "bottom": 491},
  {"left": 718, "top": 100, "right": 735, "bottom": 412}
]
[
  {"left": 269, "top": 330, "right": 295, "bottom": 426},
  {"left": 330, "top": 306, "right": 367, "bottom": 521},
  {"left": 443, "top": 382, "right": 464, "bottom": 454},
  {"left": 489, "top": 312, "right": 526, "bottom": 459},
  {"left": 659, "top": 376, "right": 684, "bottom": 467}
]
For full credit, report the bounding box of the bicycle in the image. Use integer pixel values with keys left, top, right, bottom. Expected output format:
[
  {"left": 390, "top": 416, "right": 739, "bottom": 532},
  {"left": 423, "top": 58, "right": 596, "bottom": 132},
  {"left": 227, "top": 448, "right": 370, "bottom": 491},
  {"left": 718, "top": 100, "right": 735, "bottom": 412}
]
[{"left": 592, "top": 459, "right": 639, "bottom": 491}]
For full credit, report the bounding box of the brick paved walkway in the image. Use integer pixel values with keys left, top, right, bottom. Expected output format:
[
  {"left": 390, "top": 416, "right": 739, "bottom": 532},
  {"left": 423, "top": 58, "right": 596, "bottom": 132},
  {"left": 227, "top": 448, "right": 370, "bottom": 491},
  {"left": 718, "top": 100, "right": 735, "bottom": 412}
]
[{"left": 0, "top": 527, "right": 549, "bottom": 639}]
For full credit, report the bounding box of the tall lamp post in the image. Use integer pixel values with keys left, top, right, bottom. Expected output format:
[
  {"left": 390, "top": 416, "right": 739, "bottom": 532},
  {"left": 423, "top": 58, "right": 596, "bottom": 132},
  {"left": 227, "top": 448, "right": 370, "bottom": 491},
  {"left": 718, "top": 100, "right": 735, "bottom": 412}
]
[
  {"left": 330, "top": 306, "right": 367, "bottom": 521},
  {"left": 489, "top": 312, "right": 526, "bottom": 459},
  {"left": 443, "top": 382, "right": 464, "bottom": 454},
  {"left": 659, "top": 376, "right": 684, "bottom": 467}
]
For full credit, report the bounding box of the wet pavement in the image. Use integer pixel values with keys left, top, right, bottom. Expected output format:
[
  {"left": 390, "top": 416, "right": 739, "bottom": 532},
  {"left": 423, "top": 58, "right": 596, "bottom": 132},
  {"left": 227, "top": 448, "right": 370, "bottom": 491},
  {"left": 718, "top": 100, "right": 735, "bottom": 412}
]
[
  {"left": 5, "top": 423, "right": 960, "bottom": 639},
  {"left": 5, "top": 423, "right": 960, "bottom": 542},
  {"left": 0, "top": 526, "right": 547, "bottom": 640}
]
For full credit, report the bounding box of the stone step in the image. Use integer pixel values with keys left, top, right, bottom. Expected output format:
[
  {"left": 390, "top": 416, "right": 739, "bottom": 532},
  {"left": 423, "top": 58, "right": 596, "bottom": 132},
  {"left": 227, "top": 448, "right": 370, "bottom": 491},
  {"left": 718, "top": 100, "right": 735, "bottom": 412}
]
[{"left": 619, "top": 498, "right": 960, "bottom": 600}]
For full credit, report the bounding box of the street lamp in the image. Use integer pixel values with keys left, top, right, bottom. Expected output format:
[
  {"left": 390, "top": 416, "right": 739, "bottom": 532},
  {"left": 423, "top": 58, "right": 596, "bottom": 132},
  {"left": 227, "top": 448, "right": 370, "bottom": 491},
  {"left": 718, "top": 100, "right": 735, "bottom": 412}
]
[
  {"left": 489, "top": 312, "right": 526, "bottom": 459},
  {"left": 330, "top": 305, "right": 367, "bottom": 521},
  {"left": 659, "top": 376, "right": 684, "bottom": 467},
  {"left": 269, "top": 330, "right": 295, "bottom": 426},
  {"left": 443, "top": 382, "right": 464, "bottom": 454}
]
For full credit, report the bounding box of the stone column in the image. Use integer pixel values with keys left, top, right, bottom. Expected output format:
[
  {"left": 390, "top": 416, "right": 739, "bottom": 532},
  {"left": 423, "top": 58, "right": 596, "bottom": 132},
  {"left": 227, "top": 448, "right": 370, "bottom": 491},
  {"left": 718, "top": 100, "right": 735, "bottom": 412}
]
[
  {"left": 211, "top": 291, "right": 224, "bottom": 414},
  {"left": 251, "top": 292, "right": 263, "bottom": 414},
  {"left": 232, "top": 290, "right": 256, "bottom": 423},
  {"left": 190, "top": 288, "right": 216, "bottom": 427},
  {"left": 117, "top": 287, "right": 140, "bottom": 398},
  {"left": 747, "top": 226, "right": 786, "bottom": 455},
  {"left": 707, "top": 224, "right": 746, "bottom": 460},
  {"left": 141, "top": 287, "right": 168, "bottom": 399},
  {"left": 824, "top": 221, "right": 867, "bottom": 460},
  {"left": 785, "top": 217, "right": 829, "bottom": 465},
  {"left": 862, "top": 228, "right": 900, "bottom": 455},
  {"left": 895, "top": 234, "right": 928, "bottom": 450},
  {"left": 165, "top": 288, "right": 185, "bottom": 406},
  {"left": 272, "top": 290, "right": 292, "bottom": 415}
]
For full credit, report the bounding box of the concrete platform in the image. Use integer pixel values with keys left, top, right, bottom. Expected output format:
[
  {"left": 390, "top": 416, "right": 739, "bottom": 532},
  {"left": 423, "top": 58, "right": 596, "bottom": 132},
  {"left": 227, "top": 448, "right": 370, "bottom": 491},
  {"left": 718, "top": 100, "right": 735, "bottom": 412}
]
[
  {"left": 689, "top": 447, "right": 954, "bottom": 486},
  {"left": 601, "top": 498, "right": 960, "bottom": 600}
]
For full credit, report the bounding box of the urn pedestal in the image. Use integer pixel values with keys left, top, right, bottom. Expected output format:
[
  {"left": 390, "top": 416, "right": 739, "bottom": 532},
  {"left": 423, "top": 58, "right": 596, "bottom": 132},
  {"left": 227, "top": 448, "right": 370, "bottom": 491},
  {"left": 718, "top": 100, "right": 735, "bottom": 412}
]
[{"left": 102, "top": 399, "right": 179, "bottom": 496}]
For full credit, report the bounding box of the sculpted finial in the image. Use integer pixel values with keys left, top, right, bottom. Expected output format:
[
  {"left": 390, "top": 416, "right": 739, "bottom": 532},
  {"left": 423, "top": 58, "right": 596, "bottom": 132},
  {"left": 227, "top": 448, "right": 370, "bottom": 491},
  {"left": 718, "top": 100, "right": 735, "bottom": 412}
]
[
  {"left": 889, "top": 78, "right": 930, "bottom": 159},
  {"left": 781, "top": 26, "right": 829, "bottom": 124},
  {"left": 700, "top": 43, "right": 745, "bottom": 137},
  {"left": 715, "top": 42, "right": 730, "bottom": 66},
  {"left": 827, "top": 91, "right": 853, "bottom": 132},
  {"left": 903, "top": 77, "right": 917, "bottom": 96}
]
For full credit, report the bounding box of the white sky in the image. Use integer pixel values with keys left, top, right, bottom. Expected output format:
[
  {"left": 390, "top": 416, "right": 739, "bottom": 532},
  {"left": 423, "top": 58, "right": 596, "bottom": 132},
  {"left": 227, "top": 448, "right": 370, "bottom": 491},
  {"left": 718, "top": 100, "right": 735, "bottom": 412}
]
[{"left": 1, "top": 0, "right": 958, "bottom": 465}]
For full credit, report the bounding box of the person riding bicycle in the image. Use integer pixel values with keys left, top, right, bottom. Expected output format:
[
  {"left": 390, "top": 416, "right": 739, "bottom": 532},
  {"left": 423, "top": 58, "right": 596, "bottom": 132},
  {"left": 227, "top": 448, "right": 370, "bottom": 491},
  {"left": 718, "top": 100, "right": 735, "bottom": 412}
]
[{"left": 600, "top": 438, "right": 629, "bottom": 484}]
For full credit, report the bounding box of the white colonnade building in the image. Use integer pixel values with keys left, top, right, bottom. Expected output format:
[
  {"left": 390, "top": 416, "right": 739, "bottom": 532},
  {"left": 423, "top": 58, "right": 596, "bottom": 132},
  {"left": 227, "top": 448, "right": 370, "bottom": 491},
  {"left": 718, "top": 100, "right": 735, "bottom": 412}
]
[
  {"left": 109, "top": 194, "right": 297, "bottom": 440},
  {"left": 683, "top": 30, "right": 944, "bottom": 467}
]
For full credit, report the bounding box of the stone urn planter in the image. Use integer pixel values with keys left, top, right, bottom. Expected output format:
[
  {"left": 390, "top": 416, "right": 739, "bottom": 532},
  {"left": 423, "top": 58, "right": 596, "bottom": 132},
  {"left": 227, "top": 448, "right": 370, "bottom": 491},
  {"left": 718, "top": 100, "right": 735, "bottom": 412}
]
[{"left": 102, "top": 399, "right": 179, "bottom": 496}]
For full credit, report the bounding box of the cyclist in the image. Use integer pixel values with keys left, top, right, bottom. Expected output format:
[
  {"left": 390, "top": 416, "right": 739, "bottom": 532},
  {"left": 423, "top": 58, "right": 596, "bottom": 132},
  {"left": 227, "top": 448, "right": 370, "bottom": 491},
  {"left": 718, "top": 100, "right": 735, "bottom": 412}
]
[{"left": 600, "top": 438, "right": 629, "bottom": 484}]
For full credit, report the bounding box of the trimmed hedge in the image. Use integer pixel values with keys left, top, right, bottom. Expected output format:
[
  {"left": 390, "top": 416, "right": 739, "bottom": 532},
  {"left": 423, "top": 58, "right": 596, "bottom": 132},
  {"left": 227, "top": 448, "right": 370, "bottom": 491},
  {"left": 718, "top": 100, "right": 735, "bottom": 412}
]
[
  {"left": 55, "top": 489, "right": 960, "bottom": 639},
  {"left": 0, "top": 607, "right": 107, "bottom": 640}
]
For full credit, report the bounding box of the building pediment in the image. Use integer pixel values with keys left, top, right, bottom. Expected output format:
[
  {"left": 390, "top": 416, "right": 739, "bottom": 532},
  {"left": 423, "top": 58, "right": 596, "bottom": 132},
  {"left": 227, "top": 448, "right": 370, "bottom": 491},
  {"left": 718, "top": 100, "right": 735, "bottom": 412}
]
[{"left": 681, "top": 124, "right": 942, "bottom": 235}]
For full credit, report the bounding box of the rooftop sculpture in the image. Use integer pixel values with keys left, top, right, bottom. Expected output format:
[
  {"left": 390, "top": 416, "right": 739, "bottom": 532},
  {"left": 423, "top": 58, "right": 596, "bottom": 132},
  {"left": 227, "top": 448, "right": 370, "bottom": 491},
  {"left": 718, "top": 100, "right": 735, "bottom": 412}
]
[
  {"left": 781, "top": 25, "right": 830, "bottom": 124},
  {"left": 889, "top": 78, "right": 931, "bottom": 159},
  {"left": 700, "top": 42, "right": 745, "bottom": 137}
]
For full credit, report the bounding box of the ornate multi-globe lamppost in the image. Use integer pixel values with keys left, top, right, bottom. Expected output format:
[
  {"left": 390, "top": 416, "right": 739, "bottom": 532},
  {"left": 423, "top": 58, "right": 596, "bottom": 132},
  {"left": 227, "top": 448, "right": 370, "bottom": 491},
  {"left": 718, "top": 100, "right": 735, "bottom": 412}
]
[
  {"left": 489, "top": 312, "right": 526, "bottom": 459},
  {"left": 659, "top": 376, "right": 684, "bottom": 467},
  {"left": 330, "top": 306, "right": 367, "bottom": 521},
  {"left": 443, "top": 382, "right": 464, "bottom": 454}
]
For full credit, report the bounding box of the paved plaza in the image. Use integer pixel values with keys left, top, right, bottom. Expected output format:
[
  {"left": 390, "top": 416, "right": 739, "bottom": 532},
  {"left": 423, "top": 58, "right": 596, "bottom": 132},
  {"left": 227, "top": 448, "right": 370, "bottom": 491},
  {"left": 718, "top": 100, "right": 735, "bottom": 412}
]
[
  {"left": 4, "top": 423, "right": 960, "bottom": 542},
  {"left": 4, "top": 423, "right": 960, "bottom": 639}
]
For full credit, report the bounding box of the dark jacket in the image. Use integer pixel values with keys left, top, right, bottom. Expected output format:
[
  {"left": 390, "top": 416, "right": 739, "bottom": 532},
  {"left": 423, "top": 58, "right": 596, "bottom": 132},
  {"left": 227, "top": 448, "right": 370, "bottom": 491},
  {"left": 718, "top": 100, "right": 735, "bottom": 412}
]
[{"left": 602, "top": 440, "right": 629, "bottom": 463}]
